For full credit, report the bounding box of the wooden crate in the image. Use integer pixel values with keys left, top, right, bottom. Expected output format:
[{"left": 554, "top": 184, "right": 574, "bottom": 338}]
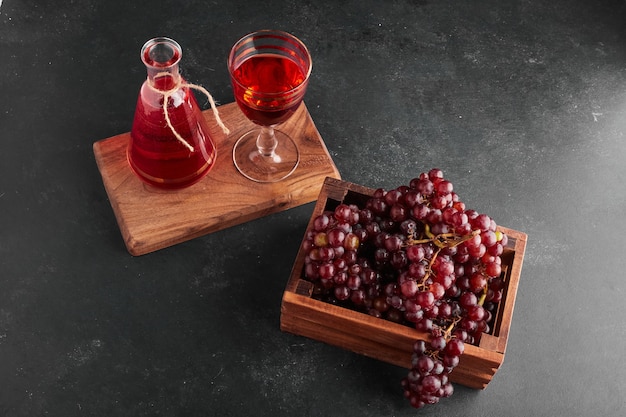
[{"left": 280, "top": 177, "right": 527, "bottom": 389}]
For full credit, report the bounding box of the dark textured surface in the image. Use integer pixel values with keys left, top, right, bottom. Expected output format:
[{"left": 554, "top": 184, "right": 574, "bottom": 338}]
[{"left": 2, "top": 0, "right": 626, "bottom": 416}]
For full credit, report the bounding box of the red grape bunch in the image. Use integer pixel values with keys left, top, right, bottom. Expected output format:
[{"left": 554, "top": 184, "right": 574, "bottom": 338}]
[{"left": 301, "top": 169, "right": 508, "bottom": 410}]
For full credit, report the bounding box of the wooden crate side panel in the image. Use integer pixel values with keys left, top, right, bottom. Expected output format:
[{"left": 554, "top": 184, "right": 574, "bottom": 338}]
[
  {"left": 281, "top": 291, "right": 504, "bottom": 389},
  {"left": 281, "top": 294, "right": 503, "bottom": 389},
  {"left": 281, "top": 290, "right": 427, "bottom": 348},
  {"left": 489, "top": 227, "right": 528, "bottom": 353},
  {"left": 280, "top": 311, "right": 411, "bottom": 368}
]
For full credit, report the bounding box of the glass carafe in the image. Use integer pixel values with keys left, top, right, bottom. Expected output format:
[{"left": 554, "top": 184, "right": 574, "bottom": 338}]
[{"left": 128, "top": 37, "right": 217, "bottom": 189}]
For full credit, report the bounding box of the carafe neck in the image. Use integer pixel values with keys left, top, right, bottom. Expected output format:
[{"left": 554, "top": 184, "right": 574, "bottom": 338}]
[{"left": 141, "top": 37, "right": 182, "bottom": 91}]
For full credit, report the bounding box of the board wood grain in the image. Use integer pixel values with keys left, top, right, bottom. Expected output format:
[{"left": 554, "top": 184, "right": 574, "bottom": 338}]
[{"left": 93, "top": 102, "right": 340, "bottom": 256}]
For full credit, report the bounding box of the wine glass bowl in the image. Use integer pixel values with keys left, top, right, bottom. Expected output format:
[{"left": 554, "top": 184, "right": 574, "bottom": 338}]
[{"left": 228, "top": 30, "right": 312, "bottom": 182}]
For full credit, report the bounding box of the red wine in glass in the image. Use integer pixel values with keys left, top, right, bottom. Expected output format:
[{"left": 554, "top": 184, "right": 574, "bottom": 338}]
[
  {"left": 231, "top": 55, "right": 306, "bottom": 126},
  {"left": 228, "top": 30, "right": 312, "bottom": 183}
]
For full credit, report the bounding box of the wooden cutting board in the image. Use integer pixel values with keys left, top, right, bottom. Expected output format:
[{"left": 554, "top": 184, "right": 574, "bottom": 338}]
[{"left": 93, "top": 102, "right": 340, "bottom": 256}]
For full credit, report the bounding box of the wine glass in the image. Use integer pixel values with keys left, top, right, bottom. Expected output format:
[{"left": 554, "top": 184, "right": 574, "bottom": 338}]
[{"left": 228, "top": 30, "right": 312, "bottom": 182}]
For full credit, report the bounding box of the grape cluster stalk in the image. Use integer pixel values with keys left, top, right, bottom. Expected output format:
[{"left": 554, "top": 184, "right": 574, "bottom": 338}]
[{"left": 301, "top": 169, "right": 508, "bottom": 409}]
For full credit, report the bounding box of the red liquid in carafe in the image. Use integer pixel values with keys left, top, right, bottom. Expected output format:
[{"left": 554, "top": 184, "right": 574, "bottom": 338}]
[
  {"left": 128, "top": 75, "right": 216, "bottom": 189},
  {"left": 231, "top": 54, "right": 306, "bottom": 126}
]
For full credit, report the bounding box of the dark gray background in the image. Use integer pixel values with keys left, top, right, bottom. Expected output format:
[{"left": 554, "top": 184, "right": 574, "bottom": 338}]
[{"left": 1, "top": 0, "right": 625, "bottom": 416}]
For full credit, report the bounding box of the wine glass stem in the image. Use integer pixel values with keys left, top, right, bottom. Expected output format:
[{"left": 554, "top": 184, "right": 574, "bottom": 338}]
[{"left": 256, "top": 126, "right": 278, "bottom": 157}]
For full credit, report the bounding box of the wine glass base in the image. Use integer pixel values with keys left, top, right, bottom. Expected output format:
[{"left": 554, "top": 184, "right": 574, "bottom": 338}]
[{"left": 232, "top": 129, "right": 300, "bottom": 183}]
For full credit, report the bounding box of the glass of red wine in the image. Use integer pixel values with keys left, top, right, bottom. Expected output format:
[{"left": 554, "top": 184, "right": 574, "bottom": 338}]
[{"left": 228, "top": 30, "right": 312, "bottom": 182}]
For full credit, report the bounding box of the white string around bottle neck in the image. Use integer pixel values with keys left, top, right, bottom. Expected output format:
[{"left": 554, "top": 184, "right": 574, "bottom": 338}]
[{"left": 147, "top": 72, "right": 230, "bottom": 152}]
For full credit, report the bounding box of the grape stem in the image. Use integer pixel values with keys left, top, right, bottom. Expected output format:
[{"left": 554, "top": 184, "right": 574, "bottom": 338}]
[
  {"left": 442, "top": 316, "right": 463, "bottom": 340},
  {"left": 478, "top": 286, "right": 488, "bottom": 306},
  {"left": 406, "top": 225, "right": 480, "bottom": 249},
  {"left": 405, "top": 225, "right": 480, "bottom": 289},
  {"left": 427, "top": 317, "right": 463, "bottom": 361}
]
